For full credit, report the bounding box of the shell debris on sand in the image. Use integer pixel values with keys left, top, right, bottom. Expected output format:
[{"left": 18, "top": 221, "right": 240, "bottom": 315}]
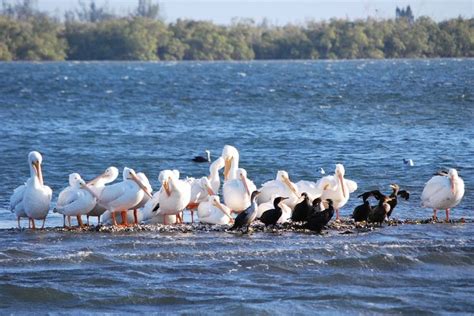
[{"left": 6, "top": 218, "right": 471, "bottom": 234}]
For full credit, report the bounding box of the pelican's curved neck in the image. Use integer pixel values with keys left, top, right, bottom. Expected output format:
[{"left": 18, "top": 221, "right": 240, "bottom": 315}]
[{"left": 29, "top": 163, "right": 36, "bottom": 178}]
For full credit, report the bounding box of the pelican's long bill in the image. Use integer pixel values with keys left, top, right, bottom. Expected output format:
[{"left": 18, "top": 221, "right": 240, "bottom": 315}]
[
  {"left": 82, "top": 183, "right": 101, "bottom": 200},
  {"left": 240, "top": 173, "right": 250, "bottom": 196},
  {"left": 163, "top": 178, "right": 171, "bottom": 196},
  {"left": 213, "top": 200, "right": 233, "bottom": 220},
  {"left": 33, "top": 161, "right": 43, "bottom": 185},
  {"left": 87, "top": 172, "right": 105, "bottom": 186},
  {"left": 130, "top": 172, "right": 153, "bottom": 198},
  {"left": 338, "top": 173, "right": 346, "bottom": 198},
  {"left": 282, "top": 175, "right": 299, "bottom": 197},
  {"left": 223, "top": 157, "right": 233, "bottom": 181}
]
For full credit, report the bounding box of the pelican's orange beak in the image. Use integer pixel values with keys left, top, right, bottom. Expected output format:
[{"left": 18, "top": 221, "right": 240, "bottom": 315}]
[
  {"left": 163, "top": 178, "right": 171, "bottom": 197},
  {"left": 213, "top": 200, "right": 233, "bottom": 220},
  {"left": 130, "top": 172, "right": 153, "bottom": 198},
  {"left": 206, "top": 185, "right": 215, "bottom": 196},
  {"left": 282, "top": 175, "right": 298, "bottom": 197},
  {"left": 87, "top": 172, "right": 105, "bottom": 186},
  {"left": 224, "top": 157, "right": 233, "bottom": 181},
  {"left": 240, "top": 173, "right": 250, "bottom": 196},
  {"left": 33, "top": 161, "right": 43, "bottom": 185},
  {"left": 338, "top": 173, "right": 346, "bottom": 198},
  {"left": 82, "top": 183, "right": 100, "bottom": 200}
]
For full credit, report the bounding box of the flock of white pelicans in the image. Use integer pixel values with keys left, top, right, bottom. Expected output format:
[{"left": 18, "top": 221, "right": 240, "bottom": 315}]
[{"left": 9, "top": 145, "right": 465, "bottom": 230}]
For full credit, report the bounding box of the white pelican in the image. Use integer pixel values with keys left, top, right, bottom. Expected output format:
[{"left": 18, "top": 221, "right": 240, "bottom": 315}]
[
  {"left": 209, "top": 156, "right": 225, "bottom": 194},
  {"left": 86, "top": 166, "right": 119, "bottom": 225},
  {"left": 295, "top": 179, "right": 323, "bottom": 202},
  {"left": 197, "top": 195, "right": 233, "bottom": 225},
  {"left": 257, "top": 194, "right": 292, "bottom": 223},
  {"left": 9, "top": 151, "right": 52, "bottom": 229},
  {"left": 222, "top": 145, "right": 239, "bottom": 181},
  {"left": 257, "top": 170, "right": 300, "bottom": 209},
  {"left": 154, "top": 170, "right": 191, "bottom": 224},
  {"left": 98, "top": 167, "right": 152, "bottom": 226},
  {"left": 186, "top": 176, "right": 215, "bottom": 222},
  {"left": 316, "top": 164, "right": 357, "bottom": 220},
  {"left": 421, "top": 169, "right": 465, "bottom": 221},
  {"left": 104, "top": 172, "right": 153, "bottom": 225},
  {"left": 128, "top": 172, "right": 152, "bottom": 224},
  {"left": 54, "top": 173, "right": 99, "bottom": 228},
  {"left": 223, "top": 168, "right": 257, "bottom": 213}
]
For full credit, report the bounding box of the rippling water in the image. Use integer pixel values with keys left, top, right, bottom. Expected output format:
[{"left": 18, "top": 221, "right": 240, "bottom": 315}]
[{"left": 0, "top": 60, "right": 473, "bottom": 313}]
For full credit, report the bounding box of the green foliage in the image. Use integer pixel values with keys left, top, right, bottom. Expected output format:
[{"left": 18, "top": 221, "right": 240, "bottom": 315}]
[{"left": 0, "top": 0, "right": 473, "bottom": 61}]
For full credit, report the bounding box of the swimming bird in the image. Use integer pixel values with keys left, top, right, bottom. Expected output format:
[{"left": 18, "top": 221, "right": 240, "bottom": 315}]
[
  {"left": 257, "top": 170, "right": 300, "bottom": 209},
  {"left": 192, "top": 150, "right": 211, "bottom": 163},
  {"left": 352, "top": 194, "right": 372, "bottom": 223},
  {"left": 223, "top": 168, "right": 257, "bottom": 213},
  {"left": 403, "top": 159, "right": 414, "bottom": 167},
  {"left": 305, "top": 199, "right": 334, "bottom": 232},
  {"left": 54, "top": 173, "right": 99, "bottom": 228},
  {"left": 316, "top": 164, "right": 357, "bottom": 220},
  {"left": 259, "top": 197, "right": 289, "bottom": 227},
  {"left": 421, "top": 168, "right": 465, "bottom": 222},
  {"left": 10, "top": 151, "right": 52, "bottom": 229},
  {"left": 154, "top": 169, "right": 192, "bottom": 224},
  {"left": 97, "top": 167, "right": 152, "bottom": 226},
  {"left": 368, "top": 196, "right": 392, "bottom": 226},
  {"left": 197, "top": 195, "right": 233, "bottom": 225},
  {"left": 229, "top": 191, "right": 260, "bottom": 232},
  {"left": 86, "top": 166, "right": 119, "bottom": 225},
  {"left": 186, "top": 176, "right": 215, "bottom": 222},
  {"left": 291, "top": 192, "right": 312, "bottom": 222}
]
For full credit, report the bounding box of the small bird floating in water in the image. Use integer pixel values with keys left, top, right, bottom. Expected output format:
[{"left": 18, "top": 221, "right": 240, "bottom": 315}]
[
  {"left": 192, "top": 150, "right": 211, "bottom": 163},
  {"left": 421, "top": 168, "right": 464, "bottom": 222},
  {"left": 403, "top": 159, "right": 414, "bottom": 167}
]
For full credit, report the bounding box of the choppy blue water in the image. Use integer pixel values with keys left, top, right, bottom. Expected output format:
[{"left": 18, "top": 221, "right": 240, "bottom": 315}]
[{"left": 0, "top": 60, "right": 473, "bottom": 314}]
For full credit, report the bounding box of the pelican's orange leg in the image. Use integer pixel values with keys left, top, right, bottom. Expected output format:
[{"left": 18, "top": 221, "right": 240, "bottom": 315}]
[{"left": 120, "top": 210, "right": 129, "bottom": 226}]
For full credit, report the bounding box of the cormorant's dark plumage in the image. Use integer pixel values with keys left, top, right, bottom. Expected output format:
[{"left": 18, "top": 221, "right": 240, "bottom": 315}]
[
  {"left": 369, "top": 196, "right": 391, "bottom": 226},
  {"left": 291, "top": 192, "right": 312, "bottom": 222},
  {"left": 305, "top": 199, "right": 334, "bottom": 232},
  {"left": 229, "top": 191, "right": 260, "bottom": 232},
  {"left": 352, "top": 200, "right": 371, "bottom": 222},
  {"left": 192, "top": 150, "right": 211, "bottom": 163},
  {"left": 259, "top": 197, "right": 288, "bottom": 227}
]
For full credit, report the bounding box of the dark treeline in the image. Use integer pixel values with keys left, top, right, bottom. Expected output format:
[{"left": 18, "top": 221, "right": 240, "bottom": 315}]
[{"left": 0, "top": 0, "right": 472, "bottom": 61}]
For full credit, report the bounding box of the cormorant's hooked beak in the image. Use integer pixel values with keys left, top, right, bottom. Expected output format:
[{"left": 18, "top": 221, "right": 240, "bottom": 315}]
[{"left": 130, "top": 172, "right": 153, "bottom": 198}]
